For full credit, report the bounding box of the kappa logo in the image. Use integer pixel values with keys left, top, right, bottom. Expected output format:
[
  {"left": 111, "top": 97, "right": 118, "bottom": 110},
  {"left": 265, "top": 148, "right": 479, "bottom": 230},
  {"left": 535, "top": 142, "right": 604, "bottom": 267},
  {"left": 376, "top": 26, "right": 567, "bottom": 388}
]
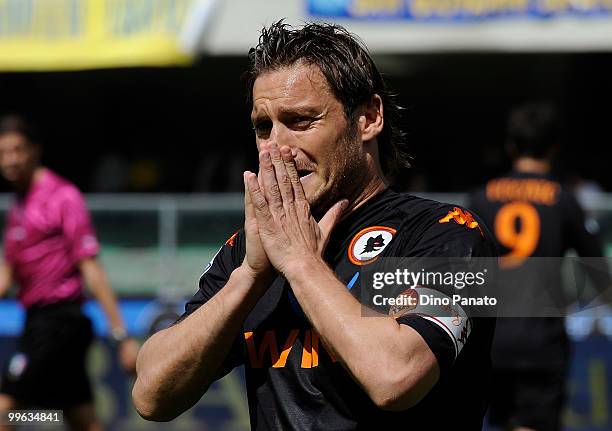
[
  {"left": 348, "top": 226, "right": 396, "bottom": 266},
  {"left": 438, "top": 207, "right": 484, "bottom": 236},
  {"left": 201, "top": 232, "right": 238, "bottom": 276},
  {"left": 225, "top": 231, "right": 239, "bottom": 247}
]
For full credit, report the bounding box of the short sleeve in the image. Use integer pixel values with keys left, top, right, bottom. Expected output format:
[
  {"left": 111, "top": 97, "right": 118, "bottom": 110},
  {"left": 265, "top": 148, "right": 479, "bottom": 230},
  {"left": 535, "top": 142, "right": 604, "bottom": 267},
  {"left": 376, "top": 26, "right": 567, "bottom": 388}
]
[
  {"left": 178, "top": 230, "right": 243, "bottom": 319},
  {"left": 59, "top": 187, "right": 100, "bottom": 263},
  {"left": 175, "top": 230, "right": 245, "bottom": 379},
  {"left": 394, "top": 207, "right": 496, "bottom": 374}
]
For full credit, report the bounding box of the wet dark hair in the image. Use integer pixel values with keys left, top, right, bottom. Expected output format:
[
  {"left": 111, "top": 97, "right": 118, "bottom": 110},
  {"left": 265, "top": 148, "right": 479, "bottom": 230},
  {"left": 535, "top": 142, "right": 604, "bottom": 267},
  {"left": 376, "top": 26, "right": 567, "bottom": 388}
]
[
  {"left": 0, "top": 115, "right": 40, "bottom": 147},
  {"left": 507, "top": 102, "right": 559, "bottom": 159},
  {"left": 246, "top": 20, "right": 409, "bottom": 178}
]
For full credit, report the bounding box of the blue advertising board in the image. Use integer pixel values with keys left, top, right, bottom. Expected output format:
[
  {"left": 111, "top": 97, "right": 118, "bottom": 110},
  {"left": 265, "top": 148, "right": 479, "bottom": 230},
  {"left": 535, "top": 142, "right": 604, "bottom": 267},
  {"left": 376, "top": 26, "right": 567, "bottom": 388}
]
[
  {"left": 307, "top": 0, "right": 612, "bottom": 22},
  {"left": 1, "top": 299, "right": 612, "bottom": 430}
]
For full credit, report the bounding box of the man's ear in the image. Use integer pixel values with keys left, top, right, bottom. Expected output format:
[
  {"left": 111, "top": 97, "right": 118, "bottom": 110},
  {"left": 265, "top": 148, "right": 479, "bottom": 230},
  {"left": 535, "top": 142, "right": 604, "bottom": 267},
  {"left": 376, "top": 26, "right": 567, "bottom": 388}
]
[{"left": 359, "top": 94, "right": 384, "bottom": 143}]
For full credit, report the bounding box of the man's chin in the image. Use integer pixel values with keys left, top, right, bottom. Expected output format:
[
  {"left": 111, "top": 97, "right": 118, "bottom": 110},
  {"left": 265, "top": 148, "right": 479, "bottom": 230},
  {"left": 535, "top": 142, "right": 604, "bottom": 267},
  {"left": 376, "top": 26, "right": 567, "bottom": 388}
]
[
  {"left": 307, "top": 191, "right": 337, "bottom": 221},
  {"left": 305, "top": 193, "right": 323, "bottom": 219},
  {"left": 302, "top": 183, "right": 321, "bottom": 208},
  {"left": 304, "top": 183, "right": 348, "bottom": 220}
]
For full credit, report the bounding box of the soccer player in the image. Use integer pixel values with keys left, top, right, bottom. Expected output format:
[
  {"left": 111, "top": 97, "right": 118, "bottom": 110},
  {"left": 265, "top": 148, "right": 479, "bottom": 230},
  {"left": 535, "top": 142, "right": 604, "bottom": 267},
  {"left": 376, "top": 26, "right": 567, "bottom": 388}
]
[
  {"left": 133, "top": 21, "right": 497, "bottom": 429},
  {"left": 0, "top": 116, "right": 139, "bottom": 431},
  {"left": 469, "top": 102, "right": 609, "bottom": 431}
]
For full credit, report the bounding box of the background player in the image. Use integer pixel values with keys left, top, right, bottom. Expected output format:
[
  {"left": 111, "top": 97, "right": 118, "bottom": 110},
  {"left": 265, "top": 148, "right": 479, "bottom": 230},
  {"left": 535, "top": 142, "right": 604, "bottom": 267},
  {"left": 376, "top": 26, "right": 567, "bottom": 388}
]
[
  {"left": 469, "top": 102, "right": 610, "bottom": 431},
  {"left": 0, "top": 115, "right": 139, "bottom": 431}
]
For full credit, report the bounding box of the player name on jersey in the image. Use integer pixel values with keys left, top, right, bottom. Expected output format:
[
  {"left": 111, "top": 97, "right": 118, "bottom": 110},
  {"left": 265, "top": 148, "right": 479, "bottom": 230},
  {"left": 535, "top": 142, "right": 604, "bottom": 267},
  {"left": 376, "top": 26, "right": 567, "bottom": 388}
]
[{"left": 486, "top": 178, "right": 559, "bottom": 205}]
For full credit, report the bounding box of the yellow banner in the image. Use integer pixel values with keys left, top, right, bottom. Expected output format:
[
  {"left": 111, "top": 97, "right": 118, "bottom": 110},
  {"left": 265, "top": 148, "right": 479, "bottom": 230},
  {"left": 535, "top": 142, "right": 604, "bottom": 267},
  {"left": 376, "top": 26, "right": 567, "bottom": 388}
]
[{"left": 0, "top": 0, "right": 196, "bottom": 71}]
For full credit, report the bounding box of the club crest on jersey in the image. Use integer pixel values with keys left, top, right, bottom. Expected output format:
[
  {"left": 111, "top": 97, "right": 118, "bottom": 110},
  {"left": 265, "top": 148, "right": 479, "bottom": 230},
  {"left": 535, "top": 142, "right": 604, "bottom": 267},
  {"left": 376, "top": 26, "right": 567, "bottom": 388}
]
[
  {"left": 438, "top": 207, "right": 484, "bottom": 236},
  {"left": 348, "top": 226, "right": 396, "bottom": 265}
]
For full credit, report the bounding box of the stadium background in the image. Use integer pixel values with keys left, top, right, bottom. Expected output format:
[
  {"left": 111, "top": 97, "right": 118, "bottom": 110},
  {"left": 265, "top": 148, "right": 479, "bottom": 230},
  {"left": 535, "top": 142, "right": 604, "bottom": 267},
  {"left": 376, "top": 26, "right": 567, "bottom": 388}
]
[{"left": 1, "top": 0, "right": 612, "bottom": 429}]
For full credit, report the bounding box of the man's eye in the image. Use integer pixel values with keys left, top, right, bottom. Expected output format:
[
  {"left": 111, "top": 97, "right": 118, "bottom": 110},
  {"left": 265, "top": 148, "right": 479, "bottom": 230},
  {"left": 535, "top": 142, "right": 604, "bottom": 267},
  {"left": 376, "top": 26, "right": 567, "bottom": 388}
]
[
  {"left": 291, "top": 117, "right": 313, "bottom": 130},
  {"left": 253, "top": 121, "right": 272, "bottom": 138}
]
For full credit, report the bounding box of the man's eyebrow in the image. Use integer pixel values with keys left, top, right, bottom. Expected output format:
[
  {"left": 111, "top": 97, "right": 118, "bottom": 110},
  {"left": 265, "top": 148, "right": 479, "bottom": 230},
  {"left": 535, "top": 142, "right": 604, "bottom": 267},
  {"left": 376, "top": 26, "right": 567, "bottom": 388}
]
[
  {"left": 277, "top": 106, "right": 322, "bottom": 117},
  {"left": 250, "top": 105, "right": 324, "bottom": 124},
  {"left": 250, "top": 111, "right": 269, "bottom": 125}
]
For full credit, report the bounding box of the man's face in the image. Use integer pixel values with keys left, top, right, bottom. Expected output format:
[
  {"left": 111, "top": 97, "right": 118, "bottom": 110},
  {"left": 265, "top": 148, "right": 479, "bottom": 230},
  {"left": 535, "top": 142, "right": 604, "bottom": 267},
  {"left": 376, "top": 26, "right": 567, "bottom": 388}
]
[
  {"left": 251, "top": 62, "right": 364, "bottom": 215},
  {"left": 0, "top": 132, "right": 38, "bottom": 184}
]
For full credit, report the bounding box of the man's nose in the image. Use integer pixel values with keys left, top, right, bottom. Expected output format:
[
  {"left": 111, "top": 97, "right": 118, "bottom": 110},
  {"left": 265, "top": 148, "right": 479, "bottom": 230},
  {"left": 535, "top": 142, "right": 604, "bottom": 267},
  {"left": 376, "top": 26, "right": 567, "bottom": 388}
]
[
  {"left": 267, "top": 123, "right": 298, "bottom": 154},
  {"left": 268, "top": 122, "right": 287, "bottom": 144}
]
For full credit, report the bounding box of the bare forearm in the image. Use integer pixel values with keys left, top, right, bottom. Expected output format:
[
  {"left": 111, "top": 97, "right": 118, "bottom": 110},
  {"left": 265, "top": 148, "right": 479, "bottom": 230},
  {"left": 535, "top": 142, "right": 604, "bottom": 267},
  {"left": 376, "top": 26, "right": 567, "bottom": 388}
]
[
  {"left": 0, "top": 282, "right": 10, "bottom": 298},
  {"left": 133, "top": 266, "right": 268, "bottom": 421},
  {"left": 287, "top": 260, "right": 392, "bottom": 365},
  {"left": 81, "top": 260, "right": 125, "bottom": 330},
  {"left": 90, "top": 273, "right": 124, "bottom": 330},
  {"left": 286, "top": 258, "right": 430, "bottom": 406},
  {"left": 0, "top": 264, "right": 12, "bottom": 298}
]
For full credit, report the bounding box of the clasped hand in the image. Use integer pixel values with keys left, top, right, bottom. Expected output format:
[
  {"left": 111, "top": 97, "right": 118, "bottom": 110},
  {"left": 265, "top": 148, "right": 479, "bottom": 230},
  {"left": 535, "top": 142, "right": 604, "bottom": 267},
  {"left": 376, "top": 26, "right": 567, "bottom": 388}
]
[{"left": 242, "top": 143, "right": 348, "bottom": 280}]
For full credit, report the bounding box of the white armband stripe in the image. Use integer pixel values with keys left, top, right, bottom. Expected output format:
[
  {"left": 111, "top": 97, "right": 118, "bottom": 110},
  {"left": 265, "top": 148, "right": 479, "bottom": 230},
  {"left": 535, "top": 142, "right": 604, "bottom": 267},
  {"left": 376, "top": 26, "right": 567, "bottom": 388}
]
[
  {"left": 419, "top": 314, "right": 460, "bottom": 358},
  {"left": 404, "top": 287, "right": 472, "bottom": 359}
]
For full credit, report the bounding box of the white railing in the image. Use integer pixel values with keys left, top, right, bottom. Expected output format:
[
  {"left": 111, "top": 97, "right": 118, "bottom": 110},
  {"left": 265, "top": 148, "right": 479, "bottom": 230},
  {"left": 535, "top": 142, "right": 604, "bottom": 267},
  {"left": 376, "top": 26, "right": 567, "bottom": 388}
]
[{"left": 0, "top": 192, "right": 610, "bottom": 298}]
